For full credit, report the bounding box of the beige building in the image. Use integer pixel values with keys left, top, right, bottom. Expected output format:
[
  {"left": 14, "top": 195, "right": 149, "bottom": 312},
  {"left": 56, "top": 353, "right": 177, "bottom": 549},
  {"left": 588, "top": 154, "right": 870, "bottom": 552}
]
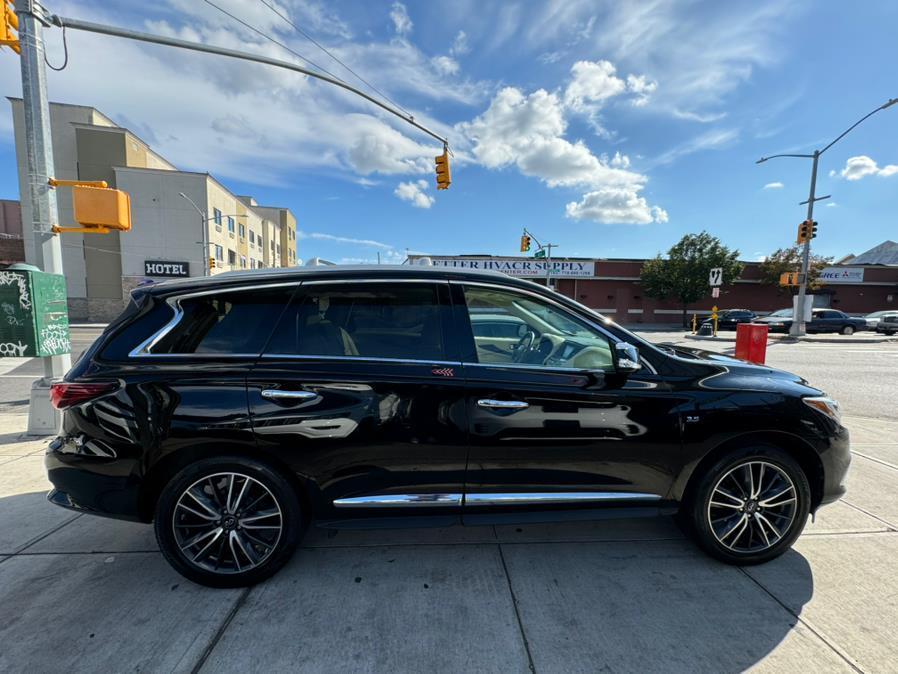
[{"left": 9, "top": 101, "right": 298, "bottom": 321}]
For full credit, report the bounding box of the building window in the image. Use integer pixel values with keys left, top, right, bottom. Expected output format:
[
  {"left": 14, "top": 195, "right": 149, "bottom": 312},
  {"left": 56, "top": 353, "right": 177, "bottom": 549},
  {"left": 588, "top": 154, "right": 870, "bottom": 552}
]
[
  {"left": 249, "top": 231, "right": 255, "bottom": 244},
  {"left": 239, "top": 223, "right": 245, "bottom": 239},
  {"left": 228, "top": 249, "right": 236, "bottom": 266},
  {"left": 214, "top": 245, "right": 223, "bottom": 261},
  {"left": 240, "top": 255, "right": 247, "bottom": 268},
  {"left": 277, "top": 244, "right": 281, "bottom": 257},
  {"left": 250, "top": 259, "right": 256, "bottom": 269},
  {"left": 227, "top": 216, "right": 235, "bottom": 234},
  {"left": 213, "top": 208, "right": 222, "bottom": 225}
]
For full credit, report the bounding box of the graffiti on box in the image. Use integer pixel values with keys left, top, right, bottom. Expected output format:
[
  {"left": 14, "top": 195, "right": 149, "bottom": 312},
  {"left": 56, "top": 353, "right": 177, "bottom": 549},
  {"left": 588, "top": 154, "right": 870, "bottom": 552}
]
[{"left": 0, "top": 271, "right": 31, "bottom": 310}]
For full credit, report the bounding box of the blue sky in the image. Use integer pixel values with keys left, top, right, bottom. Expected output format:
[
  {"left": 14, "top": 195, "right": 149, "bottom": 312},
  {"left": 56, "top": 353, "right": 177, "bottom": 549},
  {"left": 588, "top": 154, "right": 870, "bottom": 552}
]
[{"left": 1, "top": 0, "right": 896, "bottom": 264}]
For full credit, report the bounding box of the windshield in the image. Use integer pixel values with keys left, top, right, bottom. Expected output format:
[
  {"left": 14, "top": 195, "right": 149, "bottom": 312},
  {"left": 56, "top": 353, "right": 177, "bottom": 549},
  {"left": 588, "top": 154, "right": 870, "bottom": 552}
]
[{"left": 768, "top": 309, "right": 793, "bottom": 318}]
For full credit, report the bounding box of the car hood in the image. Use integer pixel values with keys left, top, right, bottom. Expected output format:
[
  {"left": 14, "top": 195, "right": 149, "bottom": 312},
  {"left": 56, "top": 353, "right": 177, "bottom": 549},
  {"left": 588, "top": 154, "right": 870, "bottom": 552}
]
[{"left": 660, "top": 343, "right": 822, "bottom": 395}]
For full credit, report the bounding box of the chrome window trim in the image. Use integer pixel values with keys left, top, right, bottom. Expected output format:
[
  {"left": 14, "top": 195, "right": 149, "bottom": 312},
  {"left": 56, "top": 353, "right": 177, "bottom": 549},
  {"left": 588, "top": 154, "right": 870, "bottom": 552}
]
[
  {"left": 333, "top": 493, "right": 462, "bottom": 508},
  {"left": 452, "top": 280, "right": 658, "bottom": 375},
  {"left": 464, "top": 492, "right": 662, "bottom": 505},
  {"left": 261, "top": 354, "right": 461, "bottom": 367},
  {"left": 300, "top": 278, "right": 451, "bottom": 286},
  {"left": 129, "top": 281, "right": 301, "bottom": 358}
]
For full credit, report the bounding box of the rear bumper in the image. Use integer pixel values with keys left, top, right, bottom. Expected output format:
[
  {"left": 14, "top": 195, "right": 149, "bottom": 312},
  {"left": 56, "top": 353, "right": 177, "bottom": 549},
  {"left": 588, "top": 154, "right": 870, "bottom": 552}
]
[{"left": 45, "top": 441, "right": 144, "bottom": 522}]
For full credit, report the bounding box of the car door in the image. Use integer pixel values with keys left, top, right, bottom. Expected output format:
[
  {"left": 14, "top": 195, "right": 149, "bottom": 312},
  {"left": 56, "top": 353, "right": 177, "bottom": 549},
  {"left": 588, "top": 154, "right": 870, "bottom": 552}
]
[
  {"left": 811, "top": 310, "right": 839, "bottom": 332},
  {"left": 247, "top": 280, "right": 468, "bottom": 525},
  {"left": 453, "top": 282, "right": 686, "bottom": 523}
]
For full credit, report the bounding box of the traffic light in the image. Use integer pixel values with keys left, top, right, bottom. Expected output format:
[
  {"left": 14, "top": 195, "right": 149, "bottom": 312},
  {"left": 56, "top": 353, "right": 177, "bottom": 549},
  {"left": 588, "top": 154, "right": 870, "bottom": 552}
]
[
  {"left": 520, "top": 234, "right": 531, "bottom": 252},
  {"left": 779, "top": 271, "right": 800, "bottom": 287},
  {"left": 797, "top": 219, "right": 818, "bottom": 244},
  {"left": 434, "top": 148, "right": 451, "bottom": 190},
  {"left": 209, "top": 257, "right": 216, "bottom": 269},
  {"left": 1, "top": 0, "right": 20, "bottom": 55}
]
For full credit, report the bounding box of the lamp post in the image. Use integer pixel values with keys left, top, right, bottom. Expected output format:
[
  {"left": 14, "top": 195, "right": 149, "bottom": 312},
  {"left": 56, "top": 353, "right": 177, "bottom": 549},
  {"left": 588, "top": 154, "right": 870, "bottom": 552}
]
[
  {"left": 757, "top": 97, "right": 897, "bottom": 336},
  {"left": 178, "top": 192, "right": 210, "bottom": 276}
]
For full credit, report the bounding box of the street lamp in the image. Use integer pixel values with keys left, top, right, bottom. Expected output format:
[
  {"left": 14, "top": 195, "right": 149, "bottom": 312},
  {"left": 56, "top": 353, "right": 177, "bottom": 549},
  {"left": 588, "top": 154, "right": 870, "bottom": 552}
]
[
  {"left": 179, "top": 191, "right": 210, "bottom": 276},
  {"left": 757, "top": 97, "right": 897, "bottom": 336}
]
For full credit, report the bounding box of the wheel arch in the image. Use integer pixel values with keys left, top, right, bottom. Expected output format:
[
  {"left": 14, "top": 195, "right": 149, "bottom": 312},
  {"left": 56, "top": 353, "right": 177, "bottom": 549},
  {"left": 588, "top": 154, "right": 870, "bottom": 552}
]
[
  {"left": 674, "top": 431, "right": 825, "bottom": 512},
  {"left": 137, "top": 443, "right": 315, "bottom": 522}
]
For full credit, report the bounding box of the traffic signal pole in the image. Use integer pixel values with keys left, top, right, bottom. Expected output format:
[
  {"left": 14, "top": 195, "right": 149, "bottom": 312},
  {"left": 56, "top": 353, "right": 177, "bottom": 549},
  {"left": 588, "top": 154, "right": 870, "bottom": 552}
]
[
  {"left": 792, "top": 151, "right": 819, "bottom": 337},
  {"left": 17, "top": 1, "right": 70, "bottom": 409}
]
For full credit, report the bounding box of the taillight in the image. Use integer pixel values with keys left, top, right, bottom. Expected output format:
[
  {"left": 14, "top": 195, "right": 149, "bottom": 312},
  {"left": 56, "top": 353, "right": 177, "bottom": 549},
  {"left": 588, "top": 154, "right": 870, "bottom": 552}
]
[{"left": 50, "top": 381, "right": 119, "bottom": 410}]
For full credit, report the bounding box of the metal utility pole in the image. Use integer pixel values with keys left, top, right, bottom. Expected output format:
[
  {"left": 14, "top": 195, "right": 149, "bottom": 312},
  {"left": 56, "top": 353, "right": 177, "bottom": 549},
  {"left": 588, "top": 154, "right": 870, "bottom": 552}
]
[
  {"left": 757, "top": 97, "right": 897, "bottom": 336},
  {"left": 17, "top": 0, "right": 70, "bottom": 382},
  {"left": 178, "top": 192, "right": 210, "bottom": 276},
  {"left": 523, "top": 228, "right": 558, "bottom": 290}
]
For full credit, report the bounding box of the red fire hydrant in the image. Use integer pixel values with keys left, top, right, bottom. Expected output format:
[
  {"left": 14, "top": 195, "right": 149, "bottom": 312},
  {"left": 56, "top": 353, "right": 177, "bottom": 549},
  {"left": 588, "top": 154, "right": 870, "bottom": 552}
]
[{"left": 735, "top": 323, "right": 769, "bottom": 364}]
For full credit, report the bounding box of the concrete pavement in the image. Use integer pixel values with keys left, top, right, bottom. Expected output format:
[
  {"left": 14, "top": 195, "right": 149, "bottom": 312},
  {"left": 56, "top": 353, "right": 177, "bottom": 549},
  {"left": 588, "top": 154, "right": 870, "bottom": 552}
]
[{"left": 1, "top": 411, "right": 897, "bottom": 672}]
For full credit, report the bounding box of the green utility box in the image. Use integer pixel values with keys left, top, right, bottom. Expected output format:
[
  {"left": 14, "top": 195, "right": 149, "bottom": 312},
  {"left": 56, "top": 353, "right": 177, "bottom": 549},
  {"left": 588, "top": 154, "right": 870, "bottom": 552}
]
[{"left": 0, "top": 264, "right": 71, "bottom": 358}]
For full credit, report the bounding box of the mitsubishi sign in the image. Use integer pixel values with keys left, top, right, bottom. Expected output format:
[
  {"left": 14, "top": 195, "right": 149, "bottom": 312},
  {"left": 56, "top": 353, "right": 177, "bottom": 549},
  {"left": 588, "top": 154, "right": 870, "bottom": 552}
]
[
  {"left": 416, "top": 256, "right": 596, "bottom": 278},
  {"left": 819, "top": 267, "right": 864, "bottom": 284}
]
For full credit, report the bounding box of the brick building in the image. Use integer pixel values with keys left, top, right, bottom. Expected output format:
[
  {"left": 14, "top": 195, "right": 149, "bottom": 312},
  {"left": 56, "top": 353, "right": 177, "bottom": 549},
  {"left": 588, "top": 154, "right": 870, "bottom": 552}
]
[
  {"left": 413, "top": 243, "right": 898, "bottom": 325},
  {"left": 0, "top": 199, "right": 25, "bottom": 267}
]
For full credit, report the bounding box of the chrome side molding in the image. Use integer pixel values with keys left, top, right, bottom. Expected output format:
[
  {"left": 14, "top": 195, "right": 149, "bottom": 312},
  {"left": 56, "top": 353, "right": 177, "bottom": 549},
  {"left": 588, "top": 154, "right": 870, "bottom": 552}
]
[
  {"left": 477, "top": 399, "right": 529, "bottom": 410},
  {"left": 333, "top": 493, "right": 463, "bottom": 508},
  {"left": 332, "top": 491, "right": 661, "bottom": 508}
]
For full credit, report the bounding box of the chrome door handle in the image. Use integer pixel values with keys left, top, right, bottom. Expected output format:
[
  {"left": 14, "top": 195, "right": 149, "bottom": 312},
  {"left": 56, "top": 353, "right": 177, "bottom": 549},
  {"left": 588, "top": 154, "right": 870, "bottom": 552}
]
[
  {"left": 477, "top": 399, "right": 529, "bottom": 410},
  {"left": 261, "top": 389, "right": 318, "bottom": 401}
]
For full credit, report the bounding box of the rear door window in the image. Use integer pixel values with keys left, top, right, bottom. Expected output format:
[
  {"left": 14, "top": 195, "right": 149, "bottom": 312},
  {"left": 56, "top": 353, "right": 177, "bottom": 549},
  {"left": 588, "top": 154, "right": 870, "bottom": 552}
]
[
  {"left": 264, "top": 282, "right": 448, "bottom": 361},
  {"left": 149, "top": 286, "right": 297, "bottom": 355}
]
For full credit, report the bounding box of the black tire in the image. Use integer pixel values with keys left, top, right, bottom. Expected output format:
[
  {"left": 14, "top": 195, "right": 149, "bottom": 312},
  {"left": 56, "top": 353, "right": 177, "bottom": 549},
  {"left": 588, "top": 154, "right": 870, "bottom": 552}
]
[
  {"left": 842, "top": 325, "right": 855, "bottom": 336},
  {"left": 685, "top": 445, "right": 811, "bottom": 565},
  {"left": 154, "top": 457, "right": 304, "bottom": 587}
]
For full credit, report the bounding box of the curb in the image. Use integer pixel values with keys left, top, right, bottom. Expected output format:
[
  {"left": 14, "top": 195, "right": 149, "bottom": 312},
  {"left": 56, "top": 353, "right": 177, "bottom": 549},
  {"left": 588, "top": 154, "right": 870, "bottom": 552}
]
[{"left": 683, "top": 333, "right": 897, "bottom": 345}]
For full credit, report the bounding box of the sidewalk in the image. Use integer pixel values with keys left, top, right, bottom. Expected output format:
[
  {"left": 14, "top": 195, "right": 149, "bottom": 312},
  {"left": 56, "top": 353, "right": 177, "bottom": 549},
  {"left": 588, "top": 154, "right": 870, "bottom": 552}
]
[
  {"left": 2, "top": 413, "right": 897, "bottom": 672},
  {"left": 684, "top": 332, "right": 898, "bottom": 345}
]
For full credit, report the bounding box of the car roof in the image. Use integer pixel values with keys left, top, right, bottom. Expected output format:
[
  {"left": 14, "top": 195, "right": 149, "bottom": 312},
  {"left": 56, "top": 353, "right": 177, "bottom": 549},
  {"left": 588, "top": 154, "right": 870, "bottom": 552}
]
[{"left": 138, "top": 264, "right": 541, "bottom": 297}]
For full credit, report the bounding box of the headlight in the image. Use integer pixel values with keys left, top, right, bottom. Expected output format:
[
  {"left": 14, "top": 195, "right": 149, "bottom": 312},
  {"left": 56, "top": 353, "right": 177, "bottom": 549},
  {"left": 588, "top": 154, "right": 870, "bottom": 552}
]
[{"left": 803, "top": 396, "right": 841, "bottom": 423}]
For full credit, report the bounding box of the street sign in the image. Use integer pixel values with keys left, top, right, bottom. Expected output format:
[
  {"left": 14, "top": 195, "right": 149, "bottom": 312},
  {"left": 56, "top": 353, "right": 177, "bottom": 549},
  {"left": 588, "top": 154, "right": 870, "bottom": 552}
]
[
  {"left": 712, "top": 287, "right": 720, "bottom": 298},
  {"left": 709, "top": 267, "right": 723, "bottom": 287},
  {"left": 534, "top": 249, "right": 546, "bottom": 259}
]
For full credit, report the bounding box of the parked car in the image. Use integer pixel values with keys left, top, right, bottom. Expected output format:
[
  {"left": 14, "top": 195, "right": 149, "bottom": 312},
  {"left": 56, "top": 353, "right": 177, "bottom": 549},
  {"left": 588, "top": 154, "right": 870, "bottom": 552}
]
[
  {"left": 699, "top": 309, "right": 758, "bottom": 331},
  {"left": 754, "top": 308, "right": 867, "bottom": 335},
  {"left": 864, "top": 310, "right": 898, "bottom": 331},
  {"left": 47, "top": 266, "right": 850, "bottom": 587},
  {"left": 875, "top": 312, "right": 898, "bottom": 335}
]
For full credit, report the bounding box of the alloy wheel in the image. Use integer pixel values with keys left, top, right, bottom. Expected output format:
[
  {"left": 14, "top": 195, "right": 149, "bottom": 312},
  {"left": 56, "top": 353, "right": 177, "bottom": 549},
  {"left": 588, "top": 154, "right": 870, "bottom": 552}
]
[
  {"left": 172, "top": 472, "right": 283, "bottom": 574},
  {"left": 706, "top": 461, "right": 798, "bottom": 554}
]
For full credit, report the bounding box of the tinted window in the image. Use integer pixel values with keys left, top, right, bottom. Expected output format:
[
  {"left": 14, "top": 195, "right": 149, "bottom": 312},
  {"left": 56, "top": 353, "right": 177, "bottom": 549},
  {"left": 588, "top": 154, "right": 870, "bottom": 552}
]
[
  {"left": 265, "top": 283, "right": 446, "bottom": 361},
  {"left": 462, "top": 286, "right": 614, "bottom": 370},
  {"left": 151, "top": 286, "right": 295, "bottom": 355}
]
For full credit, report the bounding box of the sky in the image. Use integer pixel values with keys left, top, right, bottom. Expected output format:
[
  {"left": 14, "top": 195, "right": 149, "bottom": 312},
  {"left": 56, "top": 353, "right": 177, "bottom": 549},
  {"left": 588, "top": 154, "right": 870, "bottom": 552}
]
[{"left": 1, "top": 0, "right": 896, "bottom": 265}]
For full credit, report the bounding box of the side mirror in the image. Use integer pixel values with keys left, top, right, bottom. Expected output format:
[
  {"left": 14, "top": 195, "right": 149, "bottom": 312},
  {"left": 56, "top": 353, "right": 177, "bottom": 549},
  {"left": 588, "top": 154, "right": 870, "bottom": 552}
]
[{"left": 615, "top": 342, "right": 641, "bottom": 374}]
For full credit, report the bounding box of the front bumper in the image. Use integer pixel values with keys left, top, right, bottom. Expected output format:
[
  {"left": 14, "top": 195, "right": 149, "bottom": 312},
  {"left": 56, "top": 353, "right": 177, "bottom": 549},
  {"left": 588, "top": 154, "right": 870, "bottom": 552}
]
[{"left": 818, "top": 424, "right": 851, "bottom": 508}]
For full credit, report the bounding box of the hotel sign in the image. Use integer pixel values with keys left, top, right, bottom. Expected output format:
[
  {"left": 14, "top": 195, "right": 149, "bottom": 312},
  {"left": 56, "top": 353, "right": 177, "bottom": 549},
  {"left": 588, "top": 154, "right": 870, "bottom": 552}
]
[
  {"left": 818, "top": 267, "right": 864, "bottom": 284},
  {"left": 419, "top": 257, "right": 596, "bottom": 278},
  {"left": 144, "top": 260, "right": 190, "bottom": 277}
]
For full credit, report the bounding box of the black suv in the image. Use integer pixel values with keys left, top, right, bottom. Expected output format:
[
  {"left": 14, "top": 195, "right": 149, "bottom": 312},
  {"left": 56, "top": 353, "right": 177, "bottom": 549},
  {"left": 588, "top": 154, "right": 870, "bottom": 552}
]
[{"left": 47, "top": 266, "right": 850, "bottom": 587}]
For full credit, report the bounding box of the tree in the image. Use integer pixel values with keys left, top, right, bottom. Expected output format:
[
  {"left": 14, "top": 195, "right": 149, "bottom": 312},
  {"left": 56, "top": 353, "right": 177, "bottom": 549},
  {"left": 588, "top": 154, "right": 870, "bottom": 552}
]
[
  {"left": 640, "top": 232, "right": 744, "bottom": 326},
  {"left": 758, "top": 247, "right": 833, "bottom": 294}
]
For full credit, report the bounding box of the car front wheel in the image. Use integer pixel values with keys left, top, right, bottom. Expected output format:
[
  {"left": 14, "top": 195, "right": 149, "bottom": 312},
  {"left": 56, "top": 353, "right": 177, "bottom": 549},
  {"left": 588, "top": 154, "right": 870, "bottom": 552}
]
[
  {"left": 841, "top": 325, "right": 855, "bottom": 335},
  {"left": 687, "top": 446, "right": 811, "bottom": 565},
  {"left": 154, "top": 457, "right": 303, "bottom": 587}
]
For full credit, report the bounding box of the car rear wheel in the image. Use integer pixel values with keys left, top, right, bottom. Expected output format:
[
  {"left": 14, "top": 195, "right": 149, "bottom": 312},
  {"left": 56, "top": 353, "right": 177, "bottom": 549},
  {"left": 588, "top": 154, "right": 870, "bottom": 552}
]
[
  {"left": 154, "top": 457, "right": 303, "bottom": 587},
  {"left": 686, "top": 446, "right": 811, "bottom": 565},
  {"left": 842, "top": 325, "right": 855, "bottom": 335}
]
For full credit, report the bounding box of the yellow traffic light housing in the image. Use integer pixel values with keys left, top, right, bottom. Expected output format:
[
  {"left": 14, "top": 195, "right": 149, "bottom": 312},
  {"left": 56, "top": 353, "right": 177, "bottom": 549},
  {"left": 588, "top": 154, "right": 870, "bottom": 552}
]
[
  {"left": 209, "top": 257, "right": 216, "bottom": 269},
  {"left": 796, "top": 219, "right": 818, "bottom": 245},
  {"left": 434, "top": 147, "right": 451, "bottom": 191},
  {"left": 779, "top": 271, "right": 800, "bottom": 287},
  {"left": 48, "top": 179, "right": 133, "bottom": 234},
  {"left": 520, "top": 234, "right": 531, "bottom": 252},
  {"left": 1, "top": 0, "right": 20, "bottom": 54}
]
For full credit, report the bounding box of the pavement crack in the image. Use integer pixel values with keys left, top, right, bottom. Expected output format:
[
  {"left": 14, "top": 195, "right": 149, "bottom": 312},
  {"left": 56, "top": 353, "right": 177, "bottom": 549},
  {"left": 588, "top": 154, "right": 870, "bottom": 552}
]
[
  {"left": 738, "top": 568, "right": 864, "bottom": 674},
  {"left": 838, "top": 498, "right": 898, "bottom": 532},
  {"left": 191, "top": 585, "right": 252, "bottom": 674},
  {"left": 496, "top": 542, "right": 537, "bottom": 674}
]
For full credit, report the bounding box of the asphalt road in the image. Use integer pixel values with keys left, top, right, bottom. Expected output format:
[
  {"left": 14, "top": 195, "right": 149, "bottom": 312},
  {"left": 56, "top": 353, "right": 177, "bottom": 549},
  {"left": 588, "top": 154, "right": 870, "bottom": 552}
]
[
  {"left": 638, "top": 330, "right": 898, "bottom": 421},
  {"left": 0, "top": 325, "right": 894, "bottom": 421}
]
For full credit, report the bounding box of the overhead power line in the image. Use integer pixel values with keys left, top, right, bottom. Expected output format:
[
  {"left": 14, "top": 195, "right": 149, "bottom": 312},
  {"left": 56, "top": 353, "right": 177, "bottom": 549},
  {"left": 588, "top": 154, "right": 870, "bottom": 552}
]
[{"left": 254, "top": 0, "right": 413, "bottom": 118}]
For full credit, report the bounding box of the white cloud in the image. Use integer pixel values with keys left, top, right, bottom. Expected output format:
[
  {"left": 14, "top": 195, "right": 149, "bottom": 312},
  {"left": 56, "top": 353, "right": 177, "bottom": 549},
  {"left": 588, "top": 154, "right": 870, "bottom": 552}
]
[
  {"left": 838, "top": 155, "right": 898, "bottom": 181},
  {"left": 566, "top": 189, "right": 668, "bottom": 225},
  {"left": 394, "top": 180, "right": 435, "bottom": 209},
  {"left": 390, "top": 2, "right": 413, "bottom": 35},
  {"left": 450, "top": 30, "right": 470, "bottom": 56},
  {"left": 763, "top": 181, "right": 784, "bottom": 190},
  {"left": 826, "top": 202, "right": 838, "bottom": 208},
  {"left": 459, "top": 86, "right": 666, "bottom": 225},
  {"left": 298, "top": 232, "right": 394, "bottom": 249},
  {"left": 431, "top": 55, "right": 460, "bottom": 77},
  {"left": 651, "top": 128, "right": 739, "bottom": 166},
  {"left": 626, "top": 74, "right": 658, "bottom": 107},
  {"left": 564, "top": 60, "right": 628, "bottom": 111}
]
